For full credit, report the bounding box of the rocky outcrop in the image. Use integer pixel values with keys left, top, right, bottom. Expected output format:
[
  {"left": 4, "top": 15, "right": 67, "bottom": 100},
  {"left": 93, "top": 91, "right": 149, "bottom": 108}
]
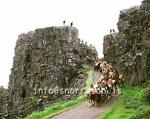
[
  {"left": 7, "top": 26, "right": 98, "bottom": 118},
  {"left": 0, "top": 86, "right": 8, "bottom": 117},
  {"left": 103, "top": 0, "right": 150, "bottom": 85}
]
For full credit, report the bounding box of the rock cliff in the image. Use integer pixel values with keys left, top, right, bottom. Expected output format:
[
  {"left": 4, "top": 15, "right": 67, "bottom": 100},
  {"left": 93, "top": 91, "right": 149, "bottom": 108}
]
[
  {"left": 0, "top": 86, "right": 8, "bottom": 117},
  {"left": 7, "top": 26, "right": 97, "bottom": 118},
  {"left": 103, "top": 0, "right": 150, "bottom": 85}
]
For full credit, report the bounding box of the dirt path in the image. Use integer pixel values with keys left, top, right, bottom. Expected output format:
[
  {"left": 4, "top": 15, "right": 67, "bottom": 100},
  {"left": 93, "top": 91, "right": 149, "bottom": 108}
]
[
  {"left": 50, "top": 70, "right": 117, "bottom": 119},
  {"left": 93, "top": 70, "right": 101, "bottom": 83}
]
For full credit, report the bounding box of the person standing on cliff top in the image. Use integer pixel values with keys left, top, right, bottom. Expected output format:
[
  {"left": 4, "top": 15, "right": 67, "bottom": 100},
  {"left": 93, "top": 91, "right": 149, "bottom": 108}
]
[
  {"left": 110, "top": 29, "right": 115, "bottom": 34},
  {"left": 113, "top": 29, "right": 115, "bottom": 33},
  {"left": 63, "top": 19, "right": 66, "bottom": 25},
  {"left": 70, "top": 22, "right": 73, "bottom": 27},
  {"left": 110, "top": 29, "right": 112, "bottom": 34}
]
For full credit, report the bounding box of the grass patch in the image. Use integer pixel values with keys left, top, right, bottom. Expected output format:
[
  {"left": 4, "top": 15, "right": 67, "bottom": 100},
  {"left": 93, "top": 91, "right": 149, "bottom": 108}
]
[
  {"left": 24, "top": 90, "right": 86, "bottom": 119},
  {"left": 24, "top": 68, "right": 93, "bottom": 119},
  {"left": 97, "top": 85, "right": 150, "bottom": 119},
  {"left": 85, "top": 69, "right": 94, "bottom": 91}
]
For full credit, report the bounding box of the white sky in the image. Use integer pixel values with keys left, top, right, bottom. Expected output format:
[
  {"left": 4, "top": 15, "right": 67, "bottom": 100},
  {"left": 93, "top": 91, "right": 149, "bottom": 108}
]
[{"left": 0, "top": 0, "right": 142, "bottom": 88}]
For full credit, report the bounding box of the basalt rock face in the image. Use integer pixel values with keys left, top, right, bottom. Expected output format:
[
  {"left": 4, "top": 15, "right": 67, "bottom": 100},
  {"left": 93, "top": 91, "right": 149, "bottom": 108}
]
[
  {"left": 8, "top": 26, "right": 97, "bottom": 118},
  {"left": 103, "top": 0, "right": 150, "bottom": 85},
  {"left": 0, "top": 86, "right": 8, "bottom": 117}
]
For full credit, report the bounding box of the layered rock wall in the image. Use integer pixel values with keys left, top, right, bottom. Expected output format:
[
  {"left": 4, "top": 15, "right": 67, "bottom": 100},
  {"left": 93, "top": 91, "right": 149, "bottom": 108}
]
[
  {"left": 103, "top": 0, "right": 150, "bottom": 85},
  {"left": 8, "top": 26, "right": 98, "bottom": 118}
]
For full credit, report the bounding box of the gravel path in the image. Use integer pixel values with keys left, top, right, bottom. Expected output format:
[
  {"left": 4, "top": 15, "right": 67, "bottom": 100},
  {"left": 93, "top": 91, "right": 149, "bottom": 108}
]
[{"left": 50, "top": 70, "right": 117, "bottom": 119}]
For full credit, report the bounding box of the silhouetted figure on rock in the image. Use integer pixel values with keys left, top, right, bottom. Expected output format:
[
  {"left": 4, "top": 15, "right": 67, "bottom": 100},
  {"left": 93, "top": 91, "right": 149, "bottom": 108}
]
[
  {"left": 63, "top": 20, "right": 66, "bottom": 25},
  {"left": 110, "top": 29, "right": 112, "bottom": 34},
  {"left": 70, "top": 22, "right": 73, "bottom": 27},
  {"left": 81, "top": 40, "right": 84, "bottom": 44},
  {"left": 113, "top": 29, "right": 115, "bottom": 33}
]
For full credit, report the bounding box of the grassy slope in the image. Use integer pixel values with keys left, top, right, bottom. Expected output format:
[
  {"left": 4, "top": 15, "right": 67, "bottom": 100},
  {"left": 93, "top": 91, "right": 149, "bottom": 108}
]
[
  {"left": 24, "top": 69, "right": 93, "bottom": 119},
  {"left": 97, "top": 85, "right": 145, "bottom": 119}
]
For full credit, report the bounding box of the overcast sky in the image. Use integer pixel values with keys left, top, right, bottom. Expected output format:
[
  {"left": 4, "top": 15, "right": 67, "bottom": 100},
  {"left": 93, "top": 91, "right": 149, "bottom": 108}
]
[{"left": 0, "top": 0, "right": 142, "bottom": 88}]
